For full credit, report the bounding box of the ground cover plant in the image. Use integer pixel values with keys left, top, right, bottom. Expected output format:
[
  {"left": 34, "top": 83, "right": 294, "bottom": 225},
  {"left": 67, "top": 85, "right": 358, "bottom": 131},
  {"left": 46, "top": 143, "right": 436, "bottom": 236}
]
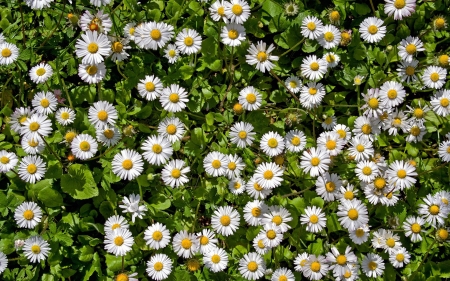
[{"left": 0, "top": 0, "right": 449, "bottom": 280}]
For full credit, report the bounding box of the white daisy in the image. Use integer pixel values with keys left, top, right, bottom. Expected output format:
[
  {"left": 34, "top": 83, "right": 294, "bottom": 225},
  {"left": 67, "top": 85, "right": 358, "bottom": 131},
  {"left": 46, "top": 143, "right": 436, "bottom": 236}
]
[
  {"left": 285, "top": 75, "right": 302, "bottom": 93},
  {"left": 135, "top": 21, "right": 174, "bottom": 50},
  {"left": 348, "top": 136, "right": 374, "bottom": 162},
  {"left": 301, "top": 16, "right": 324, "bottom": 40},
  {"left": 9, "top": 107, "right": 33, "bottom": 134},
  {"left": 348, "top": 224, "right": 370, "bottom": 245},
  {"left": 197, "top": 229, "right": 218, "bottom": 254},
  {"left": 88, "top": 101, "right": 118, "bottom": 129},
  {"left": 300, "top": 81, "right": 326, "bottom": 109},
  {"left": 71, "top": 133, "right": 98, "bottom": 160},
  {"left": 315, "top": 172, "right": 342, "bottom": 202},
  {"left": 221, "top": 23, "right": 246, "bottom": 46},
  {"left": 317, "top": 131, "right": 344, "bottom": 156},
  {"left": 271, "top": 267, "right": 295, "bottom": 281},
  {"left": 104, "top": 215, "right": 129, "bottom": 234},
  {"left": 146, "top": 253, "right": 173, "bottom": 281},
  {"left": 229, "top": 121, "right": 256, "bottom": 148},
  {"left": 384, "top": 0, "right": 416, "bottom": 20},
  {"left": 161, "top": 159, "right": 190, "bottom": 188},
  {"left": 119, "top": 193, "right": 148, "bottom": 223},
  {"left": 340, "top": 184, "right": 359, "bottom": 201},
  {"left": 225, "top": 154, "right": 245, "bottom": 179},
  {"left": 246, "top": 176, "right": 273, "bottom": 199},
  {"left": 157, "top": 117, "right": 186, "bottom": 143},
  {"left": 333, "top": 124, "right": 352, "bottom": 143},
  {"left": 23, "top": 236, "right": 50, "bottom": 263},
  {"left": 144, "top": 222, "right": 171, "bottom": 250},
  {"left": 224, "top": 0, "right": 251, "bottom": 24},
  {"left": 389, "top": 247, "right": 410, "bottom": 268},
  {"left": 318, "top": 24, "right": 341, "bottom": 49},
  {"left": 163, "top": 43, "right": 180, "bottom": 64},
  {"left": 322, "top": 116, "right": 337, "bottom": 130},
  {"left": 418, "top": 194, "right": 448, "bottom": 227},
  {"left": 211, "top": 205, "right": 240, "bottom": 236},
  {"left": 253, "top": 233, "right": 271, "bottom": 255},
  {"left": 352, "top": 116, "right": 380, "bottom": 141},
  {"left": 78, "top": 62, "right": 106, "bottom": 84},
  {"left": 238, "top": 86, "right": 263, "bottom": 111},
  {"left": 438, "top": 140, "right": 450, "bottom": 162},
  {"left": 175, "top": 28, "right": 202, "bottom": 55},
  {"left": 0, "top": 150, "right": 18, "bottom": 173},
  {"left": 303, "top": 255, "right": 329, "bottom": 281},
  {"left": 336, "top": 199, "right": 369, "bottom": 231},
  {"left": 381, "top": 229, "right": 402, "bottom": 254},
  {"left": 96, "top": 126, "right": 121, "bottom": 147},
  {"left": 108, "top": 36, "right": 131, "bottom": 62},
  {"left": 24, "top": 0, "right": 54, "bottom": 9},
  {"left": 361, "top": 253, "right": 385, "bottom": 278},
  {"left": 31, "top": 91, "right": 58, "bottom": 115},
  {"left": 204, "top": 247, "right": 229, "bottom": 273},
  {"left": 294, "top": 253, "right": 310, "bottom": 273},
  {"left": 398, "top": 36, "right": 424, "bottom": 62},
  {"left": 361, "top": 88, "right": 384, "bottom": 117},
  {"left": 300, "top": 206, "right": 326, "bottom": 233},
  {"left": 29, "top": 63, "right": 53, "bottom": 84},
  {"left": 261, "top": 205, "right": 292, "bottom": 233},
  {"left": 203, "top": 151, "right": 228, "bottom": 177},
  {"left": 238, "top": 252, "right": 266, "bottom": 280},
  {"left": 385, "top": 160, "right": 417, "bottom": 190},
  {"left": 0, "top": 252, "right": 7, "bottom": 274},
  {"left": 284, "top": 129, "right": 306, "bottom": 152},
  {"left": 137, "top": 75, "right": 163, "bottom": 101},
  {"left": 397, "top": 59, "right": 419, "bottom": 83},
  {"left": 79, "top": 10, "right": 113, "bottom": 33},
  {"left": 405, "top": 122, "right": 426, "bottom": 143},
  {"left": 75, "top": 30, "right": 111, "bottom": 65},
  {"left": 406, "top": 101, "right": 430, "bottom": 125},
  {"left": 209, "top": 1, "right": 228, "bottom": 22},
  {"left": 301, "top": 55, "right": 327, "bottom": 81},
  {"left": 18, "top": 155, "right": 46, "bottom": 184},
  {"left": 55, "top": 107, "right": 76, "bottom": 126},
  {"left": 14, "top": 201, "right": 42, "bottom": 229},
  {"left": 243, "top": 200, "right": 268, "bottom": 226},
  {"left": 359, "top": 17, "right": 386, "bottom": 43},
  {"left": 112, "top": 149, "right": 144, "bottom": 181},
  {"left": 0, "top": 42, "right": 19, "bottom": 65},
  {"left": 253, "top": 162, "right": 284, "bottom": 189},
  {"left": 323, "top": 52, "right": 340, "bottom": 68},
  {"left": 228, "top": 178, "right": 246, "bottom": 195},
  {"left": 422, "top": 65, "right": 447, "bottom": 89},
  {"left": 172, "top": 231, "right": 199, "bottom": 258},
  {"left": 260, "top": 131, "right": 285, "bottom": 157},
  {"left": 431, "top": 89, "right": 450, "bottom": 117},
  {"left": 141, "top": 135, "right": 173, "bottom": 166},
  {"left": 383, "top": 109, "right": 409, "bottom": 136},
  {"left": 160, "top": 84, "right": 189, "bottom": 113},
  {"left": 326, "top": 246, "right": 358, "bottom": 276},
  {"left": 260, "top": 223, "right": 283, "bottom": 248},
  {"left": 300, "top": 147, "right": 331, "bottom": 177},
  {"left": 379, "top": 81, "right": 406, "bottom": 108},
  {"left": 245, "top": 40, "right": 279, "bottom": 73},
  {"left": 355, "top": 160, "right": 380, "bottom": 183}
]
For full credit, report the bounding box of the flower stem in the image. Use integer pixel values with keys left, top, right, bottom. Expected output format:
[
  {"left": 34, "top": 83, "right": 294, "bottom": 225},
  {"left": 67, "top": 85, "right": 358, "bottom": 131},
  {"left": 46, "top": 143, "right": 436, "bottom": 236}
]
[
  {"left": 369, "top": 0, "right": 376, "bottom": 16},
  {"left": 41, "top": 136, "right": 64, "bottom": 168},
  {"left": 270, "top": 70, "right": 301, "bottom": 103},
  {"left": 280, "top": 38, "right": 305, "bottom": 57}
]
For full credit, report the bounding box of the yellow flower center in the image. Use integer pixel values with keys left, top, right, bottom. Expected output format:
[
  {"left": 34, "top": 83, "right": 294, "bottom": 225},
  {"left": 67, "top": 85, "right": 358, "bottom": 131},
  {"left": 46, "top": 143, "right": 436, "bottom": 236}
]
[
  {"left": 289, "top": 81, "right": 297, "bottom": 88},
  {"left": 325, "top": 181, "right": 335, "bottom": 192},
  {"left": 211, "top": 159, "right": 221, "bottom": 169},
  {"left": 368, "top": 261, "right": 378, "bottom": 270},
  {"left": 19, "top": 115, "right": 28, "bottom": 124},
  {"left": 254, "top": 182, "right": 263, "bottom": 191},
  {"left": 257, "top": 51, "right": 267, "bottom": 62},
  {"left": 114, "top": 236, "right": 124, "bottom": 246},
  {"left": 145, "top": 82, "right": 155, "bottom": 92},
  {"left": 336, "top": 255, "right": 347, "bottom": 265},
  {"left": 103, "top": 129, "right": 114, "bottom": 139},
  {"left": 111, "top": 223, "right": 121, "bottom": 230},
  {"left": 410, "top": 222, "right": 422, "bottom": 233},
  {"left": 326, "top": 54, "right": 335, "bottom": 63},
  {"left": 310, "top": 62, "right": 319, "bottom": 71},
  {"left": 309, "top": 87, "right": 317, "bottom": 95},
  {"left": 23, "top": 210, "right": 34, "bottom": 220},
  {"left": 326, "top": 140, "right": 336, "bottom": 150},
  {"left": 274, "top": 155, "right": 284, "bottom": 165},
  {"left": 65, "top": 132, "right": 76, "bottom": 143},
  {"left": 290, "top": 136, "right": 301, "bottom": 146},
  {"left": 112, "top": 42, "right": 123, "bottom": 53},
  {"left": 169, "top": 93, "right": 179, "bottom": 103},
  {"left": 272, "top": 215, "right": 282, "bottom": 225},
  {"left": 60, "top": 111, "right": 70, "bottom": 120},
  {"left": 439, "top": 54, "right": 449, "bottom": 66},
  {"left": 268, "top": 138, "right": 278, "bottom": 148},
  {"left": 150, "top": 29, "right": 161, "bottom": 40},
  {"left": 217, "top": 7, "right": 225, "bottom": 16},
  {"left": 441, "top": 98, "right": 449, "bottom": 107},
  {"left": 31, "top": 245, "right": 41, "bottom": 254},
  {"left": 324, "top": 117, "right": 333, "bottom": 125},
  {"left": 228, "top": 29, "right": 239, "bottom": 39},
  {"left": 220, "top": 215, "right": 231, "bottom": 226},
  {"left": 309, "top": 214, "right": 319, "bottom": 224},
  {"left": 168, "top": 49, "right": 176, "bottom": 57},
  {"left": 233, "top": 103, "right": 243, "bottom": 114},
  {"left": 154, "top": 262, "right": 163, "bottom": 271},
  {"left": 238, "top": 131, "right": 247, "bottom": 139},
  {"left": 184, "top": 37, "right": 194, "bottom": 46},
  {"left": 362, "top": 166, "right": 372, "bottom": 175},
  {"left": 310, "top": 157, "right": 320, "bottom": 166},
  {"left": 438, "top": 229, "right": 449, "bottom": 240},
  {"left": 354, "top": 144, "right": 365, "bottom": 152},
  {"left": 187, "top": 259, "right": 200, "bottom": 272},
  {"left": 386, "top": 238, "right": 396, "bottom": 248},
  {"left": 344, "top": 191, "right": 354, "bottom": 200},
  {"left": 374, "top": 177, "right": 386, "bottom": 190},
  {"left": 337, "top": 129, "right": 346, "bottom": 138},
  {"left": 355, "top": 228, "right": 365, "bottom": 237},
  {"left": 152, "top": 230, "right": 163, "bottom": 241},
  {"left": 368, "top": 25, "right": 378, "bottom": 35},
  {"left": 397, "top": 169, "right": 407, "bottom": 178},
  {"left": 393, "top": 118, "right": 402, "bottom": 126},
  {"left": 228, "top": 162, "right": 236, "bottom": 170},
  {"left": 86, "top": 65, "right": 98, "bottom": 75},
  {"left": 251, "top": 207, "right": 261, "bottom": 217},
  {"left": 116, "top": 273, "right": 129, "bottom": 281},
  {"left": 234, "top": 182, "right": 241, "bottom": 189},
  {"left": 324, "top": 31, "right": 335, "bottom": 42},
  {"left": 171, "top": 169, "right": 181, "bottom": 178},
  {"left": 1, "top": 48, "right": 11, "bottom": 57},
  {"left": 361, "top": 124, "right": 372, "bottom": 135},
  {"left": 344, "top": 270, "right": 352, "bottom": 278},
  {"left": 27, "top": 164, "right": 37, "bottom": 174},
  {"left": 405, "top": 43, "right": 416, "bottom": 55},
  {"left": 122, "top": 159, "right": 133, "bottom": 170},
  {"left": 232, "top": 4, "right": 243, "bottom": 15},
  {"left": 387, "top": 89, "right": 397, "bottom": 99},
  {"left": 347, "top": 208, "right": 359, "bottom": 220},
  {"left": 247, "top": 261, "right": 258, "bottom": 272},
  {"left": 330, "top": 11, "right": 340, "bottom": 21},
  {"left": 246, "top": 93, "right": 257, "bottom": 104},
  {"left": 211, "top": 254, "right": 221, "bottom": 263},
  {"left": 429, "top": 205, "right": 440, "bottom": 215},
  {"left": 310, "top": 261, "right": 321, "bottom": 272},
  {"left": 257, "top": 240, "right": 265, "bottom": 249},
  {"left": 279, "top": 275, "right": 288, "bottom": 281},
  {"left": 36, "top": 68, "right": 46, "bottom": 76},
  {"left": 166, "top": 124, "right": 177, "bottom": 135},
  {"left": 263, "top": 170, "right": 274, "bottom": 180},
  {"left": 307, "top": 22, "right": 316, "bottom": 31},
  {"left": 97, "top": 110, "right": 108, "bottom": 121},
  {"left": 430, "top": 72, "right": 440, "bottom": 82},
  {"left": 87, "top": 42, "right": 99, "bottom": 53},
  {"left": 200, "top": 236, "right": 209, "bottom": 245},
  {"left": 442, "top": 198, "right": 448, "bottom": 205},
  {"left": 368, "top": 98, "right": 379, "bottom": 109},
  {"left": 152, "top": 144, "right": 162, "bottom": 154},
  {"left": 413, "top": 108, "right": 424, "bottom": 118},
  {"left": 435, "top": 18, "right": 446, "bottom": 30},
  {"left": 410, "top": 126, "right": 421, "bottom": 136},
  {"left": 405, "top": 66, "right": 415, "bottom": 76},
  {"left": 129, "top": 27, "right": 135, "bottom": 35},
  {"left": 89, "top": 22, "right": 99, "bottom": 31},
  {"left": 0, "top": 156, "right": 9, "bottom": 164},
  {"left": 396, "top": 253, "right": 404, "bottom": 262},
  {"left": 394, "top": 0, "right": 406, "bottom": 9},
  {"left": 29, "top": 122, "right": 40, "bottom": 132},
  {"left": 181, "top": 238, "right": 192, "bottom": 249},
  {"left": 266, "top": 230, "right": 276, "bottom": 240}
]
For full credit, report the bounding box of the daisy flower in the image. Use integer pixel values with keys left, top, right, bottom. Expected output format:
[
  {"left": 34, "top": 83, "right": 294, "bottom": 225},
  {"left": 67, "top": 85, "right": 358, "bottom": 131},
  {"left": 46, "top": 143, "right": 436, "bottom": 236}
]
[
  {"left": 422, "top": 65, "right": 447, "bottom": 89},
  {"left": 238, "top": 86, "right": 262, "bottom": 111},
  {"left": 383, "top": 109, "right": 409, "bottom": 136},
  {"left": 221, "top": 23, "right": 246, "bottom": 46},
  {"left": 0, "top": 252, "right": 7, "bottom": 274},
  {"left": 14, "top": 201, "right": 42, "bottom": 229},
  {"left": 246, "top": 176, "right": 273, "bottom": 199},
  {"left": 253, "top": 233, "right": 271, "bottom": 255},
  {"left": 79, "top": 10, "right": 113, "bottom": 33},
  {"left": 23, "top": 236, "right": 50, "bottom": 263},
  {"left": 211, "top": 206, "right": 240, "bottom": 236},
  {"left": 379, "top": 81, "right": 406, "bottom": 108},
  {"left": 260, "top": 223, "right": 283, "bottom": 248},
  {"left": 144, "top": 222, "right": 171, "bottom": 250},
  {"left": 55, "top": 107, "right": 76, "bottom": 126},
  {"left": 418, "top": 194, "right": 448, "bottom": 227},
  {"left": 398, "top": 36, "right": 424, "bottom": 62},
  {"left": 361, "top": 253, "right": 385, "bottom": 278},
  {"left": 31, "top": 91, "right": 57, "bottom": 115},
  {"left": 389, "top": 247, "right": 411, "bottom": 268},
  {"left": 349, "top": 225, "right": 370, "bottom": 245},
  {"left": 438, "top": 140, "right": 450, "bottom": 162},
  {"left": 157, "top": 117, "right": 185, "bottom": 143},
  {"left": 78, "top": 62, "right": 106, "bottom": 84},
  {"left": 135, "top": 21, "right": 174, "bottom": 50},
  {"left": 245, "top": 41, "right": 279, "bottom": 73},
  {"left": 24, "top": 0, "right": 54, "bottom": 9},
  {"left": 340, "top": 184, "right": 359, "bottom": 201},
  {"left": 0, "top": 42, "right": 19, "bottom": 65},
  {"left": 0, "top": 150, "right": 18, "bottom": 173},
  {"left": 405, "top": 122, "right": 426, "bottom": 143},
  {"left": 333, "top": 124, "right": 351, "bottom": 143},
  {"left": 381, "top": 230, "right": 402, "bottom": 253},
  {"left": 163, "top": 43, "right": 180, "bottom": 64},
  {"left": 261, "top": 205, "right": 292, "bottom": 233},
  {"left": 301, "top": 16, "right": 324, "bottom": 40},
  {"left": 228, "top": 178, "right": 246, "bottom": 195},
  {"left": 300, "top": 206, "right": 326, "bottom": 233},
  {"left": 406, "top": 102, "right": 429, "bottom": 125},
  {"left": 141, "top": 135, "right": 173, "bottom": 166},
  {"left": 317, "top": 131, "right": 344, "bottom": 156},
  {"left": 146, "top": 253, "right": 173, "bottom": 280},
  {"left": 384, "top": 0, "right": 416, "bottom": 20},
  {"left": 161, "top": 159, "right": 190, "bottom": 188},
  {"left": 318, "top": 24, "right": 341, "bottom": 49},
  {"left": 115, "top": 273, "right": 138, "bottom": 281},
  {"left": 260, "top": 131, "right": 285, "bottom": 157},
  {"left": 104, "top": 215, "right": 129, "bottom": 234},
  {"left": 397, "top": 59, "right": 419, "bottom": 83},
  {"left": 18, "top": 155, "right": 46, "bottom": 184},
  {"left": 315, "top": 172, "right": 342, "bottom": 202},
  {"left": 300, "top": 82, "right": 326, "bottom": 109},
  {"left": 229, "top": 121, "right": 256, "bottom": 148},
  {"left": 112, "top": 149, "right": 144, "bottom": 181},
  {"left": 359, "top": 17, "right": 386, "bottom": 43},
  {"left": 294, "top": 253, "right": 310, "bottom": 273},
  {"left": 96, "top": 126, "right": 121, "bottom": 147},
  {"left": 20, "top": 113, "right": 53, "bottom": 141},
  {"left": 300, "top": 147, "right": 331, "bottom": 177},
  {"left": 337, "top": 199, "right": 369, "bottom": 231},
  {"left": 361, "top": 88, "right": 384, "bottom": 118},
  {"left": 243, "top": 200, "right": 268, "bottom": 226},
  {"left": 9, "top": 107, "right": 33, "bottom": 134},
  {"left": 119, "top": 193, "right": 148, "bottom": 223},
  {"left": 348, "top": 136, "right": 374, "bottom": 162},
  {"left": 355, "top": 160, "right": 380, "bottom": 183},
  {"left": 197, "top": 229, "right": 218, "bottom": 254},
  {"left": 303, "top": 255, "right": 329, "bottom": 281},
  {"left": 385, "top": 160, "right": 417, "bottom": 190},
  {"left": 284, "top": 130, "right": 306, "bottom": 152},
  {"left": 29, "top": 63, "right": 53, "bottom": 84},
  {"left": 204, "top": 247, "right": 229, "bottom": 273},
  {"left": 272, "top": 268, "right": 295, "bottom": 281},
  {"left": 224, "top": 0, "right": 251, "bottom": 24},
  {"left": 431, "top": 89, "right": 450, "bottom": 117},
  {"left": 75, "top": 30, "right": 111, "bottom": 65},
  {"left": 238, "top": 253, "right": 266, "bottom": 280},
  {"left": 71, "top": 133, "right": 98, "bottom": 160},
  {"left": 108, "top": 36, "right": 131, "bottom": 62},
  {"left": 175, "top": 28, "right": 202, "bottom": 55},
  {"left": 372, "top": 230, "right": 386, "bottom": 248},
  {"left": 285, "top": 76, "right": 302, "bottom": 93},
  {"left": 203, "top": 151, "right": 228, "bottom": 177},
  {"left": 323, "top": 52, "right": 340, "bottom": 68},
  {"left": 209, "top": 1, "right": 228, "bottom": 22},
  {"left": 326, "top": 246, "right": 358, "bottom": 276},
  {"left": 172, "top": 231, "right": 199, "bottom": 258},
  {"left": 352, "top": 116, "right": 380, "bottom": 141},
  {"left": 253, "top": 162, "right": 284, "bottom": 189},
  {"left": 160, "top": 84, "right": 189, "bottom": 113},
  {"left": 225, "top": 154, "right": 245, "bottom": 179},
  {"left": 322, "top": 116, "right": 337, "bottom": 130},
  {"left": 301, "top": 55, "right": 327, "bottom": 81}
]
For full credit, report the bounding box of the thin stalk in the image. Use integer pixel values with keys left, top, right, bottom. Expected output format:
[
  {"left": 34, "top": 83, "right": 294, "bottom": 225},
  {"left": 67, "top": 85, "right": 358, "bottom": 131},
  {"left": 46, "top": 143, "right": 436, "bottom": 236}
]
[
  {"left": 356, "top": 85, "right": 362, "bottom": 116},
  {"left": 121, "top": 256, "right": 124, "bottom": 272},
  {"left": 41, "top": 136, "right": 64, "bottom": 168},
  {"left": 39, "top": 5, "right": 66, "bottom": 48},
  {"left": 282, "top": 185, "right": 314, "bottom": 198},
  {"left": 270, "top": 70, "right": 301, "bottom": 103},
  {"left": 98, "top": 81, "right": 102, "bottom": 100},
  {"left": 280, "top": 38, "right": 305, "bottom": 57},
  {"left": 19, "top": 1, "right": 26, "bottom": 45},
  {"left": 369, "top": 0, "right": 376, "bottom": 16}
]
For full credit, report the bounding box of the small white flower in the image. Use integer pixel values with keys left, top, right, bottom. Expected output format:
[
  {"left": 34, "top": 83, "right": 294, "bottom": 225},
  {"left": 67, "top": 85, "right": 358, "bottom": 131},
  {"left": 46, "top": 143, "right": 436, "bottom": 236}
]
[
  {"left": 245, "top": 40, "right": 279, "bottom": 73},
  {"left": 359, "top": 17, "right": 386, "bottom": 43},
  {"left": 119, "top": 194, "right": 148, "bottom": 223},
  {"left": 14, "top": 201, "right": 42, "bottom": 229},
  {"left": 301, "top": 16, "right": 324, "bottom": 40},
  {"left": 29, "top": 63, "right": 53, "bottom": 84},
  {"left": 104, "top": 228, "right": 134, "bottom": 256},
  {"left": 175, "top": 28, "right": 202, "bottom": 55},
  {"left": 238, "top": 86, "right": 262, "bottom": 111},
  {"left": 144, "top": 222, "right": 171, "bottom": 250},
  {"left": 318, "top": 24, "right": 341, "bottom": 49},
  {"left": 211, "top": 206, "right": 240, "bottom": 236},
  {"left": 260, "top": 131, "right": 285, "bottom": 157},
  {"left": 398, "top": 36, "right": 424, "bottom": 63},
  {"left": 161, "top": 159, "right": 190, "bottom": 188},
  {"left": 301, "top": 55, "right": 327, "bottom": 81},
  {"left": 224, "top": 0, "right": 251, "bottom": 24},
  {"left": 422, "top": 65, "right": 447, "bottom": 89},
  {"left": 159, "top": 84, "right": 189, "bottom": 113},
  {"left": 75, "top": 30, "right": 111, "bottom": 65},
  {"left": 111, "top": 149, "right": 144, "bottom": 181},
  {"left": 146, "top": 253, "right": 173, "bottom": 281},
  {"left": 221, "top": 23, "right": 246, "bottom": 46},
  {"left": 31, "top": 91, "right": 58, "bottom": 115},
  {"left": 23, "top": 236, "right": 50, "bottom": 263}
]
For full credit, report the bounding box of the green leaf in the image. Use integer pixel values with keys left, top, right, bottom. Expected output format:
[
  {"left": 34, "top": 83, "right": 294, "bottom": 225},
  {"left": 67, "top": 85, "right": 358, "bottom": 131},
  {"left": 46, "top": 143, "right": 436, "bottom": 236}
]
[
  {"left": 38, "top": 187, "right": 63, "bottom": 207},
  {"left": 61, "top": 164, "right": 99, "bottom": 200},
  {"left": 354, "top": 3, "right": 371, "bottom": 15},
  {"left": 54, "top": 232, "right": 73, "bottom": 246},
  {"left": 179, "top": 65, "right": 194, "bottom": 80}
]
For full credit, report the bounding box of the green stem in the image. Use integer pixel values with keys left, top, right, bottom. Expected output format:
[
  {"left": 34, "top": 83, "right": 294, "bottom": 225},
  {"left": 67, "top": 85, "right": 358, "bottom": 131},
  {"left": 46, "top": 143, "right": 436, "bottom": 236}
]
[
  {"left": 98, "top": 81, "right": 102, "bottom": 100},
  {"left": 280, "top": 38, "right": 305, "bottom": 57},
  {"left": 41, "top": 136, "right": 64, "bottom": 168},
  {"left": 270, "top": 70, "right": 301, "bottom": 103},
  {"left": 356, "top": 85, "right": 362, "bottom": 116},
  {"left": 19, "top": 0, "right": 26, "bottom": 45},
  {"left": 369, "top": 0, "right": 376, "bottom": 16},
  {"left": 282, "top": 185, "right": 314, "bottom": 198}
]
